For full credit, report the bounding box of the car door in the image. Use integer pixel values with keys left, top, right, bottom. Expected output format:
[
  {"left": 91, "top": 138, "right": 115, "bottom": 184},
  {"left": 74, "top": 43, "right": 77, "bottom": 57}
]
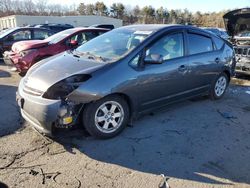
[
  {"left": 132, "top": 31, "right": 192, "bottom": 111},
  {"left": 186, "top": 30, "right": 223, "bottom": 94},
  {"left": 3, "top": 29, "right": 32, "bottom": 51}
]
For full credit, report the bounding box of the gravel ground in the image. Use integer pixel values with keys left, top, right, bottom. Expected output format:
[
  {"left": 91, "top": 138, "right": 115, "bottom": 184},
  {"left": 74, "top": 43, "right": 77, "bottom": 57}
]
[{"left": 0, "top": 64, "right": 250, "bottom": 188}]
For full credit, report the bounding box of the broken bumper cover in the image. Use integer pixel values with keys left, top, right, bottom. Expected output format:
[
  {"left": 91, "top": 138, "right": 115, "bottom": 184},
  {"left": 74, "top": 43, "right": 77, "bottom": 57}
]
[
  {"left": 3, "top": 51, "right": 32, "bottom": 72},
  {"left": 3, "top": 51, "right": 14, "bottom": 66},
  {"left": 16, "top": 78, "right": 61, "bottom": 136}
]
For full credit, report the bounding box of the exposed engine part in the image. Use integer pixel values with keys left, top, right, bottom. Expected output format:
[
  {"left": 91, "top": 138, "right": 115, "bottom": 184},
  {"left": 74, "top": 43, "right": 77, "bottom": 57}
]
[{"left": 55, "top": 101, "right": 83, "bottom": 128}]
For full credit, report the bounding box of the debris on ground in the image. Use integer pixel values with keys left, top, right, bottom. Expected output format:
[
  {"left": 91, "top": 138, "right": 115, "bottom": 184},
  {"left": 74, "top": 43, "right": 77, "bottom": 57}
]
[
  {"left": 158, "top": 174, "right": 170, "bottom": 188},
  {"left": 217, "top": 110, "right": 238, "bottom": 121}
]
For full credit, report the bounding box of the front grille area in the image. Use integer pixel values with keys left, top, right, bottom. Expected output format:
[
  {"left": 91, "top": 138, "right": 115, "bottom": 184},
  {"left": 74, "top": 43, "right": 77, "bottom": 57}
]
[{"left": 234, "top": 46, "right": 250, "bottom": 57}]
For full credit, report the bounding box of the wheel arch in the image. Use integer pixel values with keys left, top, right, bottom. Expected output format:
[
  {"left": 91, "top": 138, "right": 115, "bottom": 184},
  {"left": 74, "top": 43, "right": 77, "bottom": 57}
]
[
  {"left": 102, "top": 92, "right": 135, "bottom": 118},
  {"left": 223, "top": 69, "right": 231, "bottom": 82}
]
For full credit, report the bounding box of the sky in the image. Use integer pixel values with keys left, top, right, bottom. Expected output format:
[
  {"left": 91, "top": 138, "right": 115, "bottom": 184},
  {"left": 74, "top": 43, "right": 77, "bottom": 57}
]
[{"left": 50, "top": 0, "right": 250, "bottom": 13}]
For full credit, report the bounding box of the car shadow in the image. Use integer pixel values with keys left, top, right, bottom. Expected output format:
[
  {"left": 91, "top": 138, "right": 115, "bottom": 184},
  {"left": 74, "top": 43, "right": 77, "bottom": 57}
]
[
  {"left": 54, "top": 94, "right": 250, "bottom": 186},
  {"left": 0, "top": 85, "right": 23, "bottom": 137}
]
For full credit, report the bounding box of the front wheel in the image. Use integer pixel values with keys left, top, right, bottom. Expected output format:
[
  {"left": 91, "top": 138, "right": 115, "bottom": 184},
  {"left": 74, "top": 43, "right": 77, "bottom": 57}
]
[
  {"left": 82, "top": 95, "right": 130, "bottom": 139},
  {"left": 210, "top": 72, "right": 229, "bottom": 100}
]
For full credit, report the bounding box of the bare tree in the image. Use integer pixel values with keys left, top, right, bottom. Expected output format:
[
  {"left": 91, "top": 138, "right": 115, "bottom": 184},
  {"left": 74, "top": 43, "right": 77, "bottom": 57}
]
[
  {"left": 47, "top": 4, "right": 63, "bottom": 16},
  {"left": 0, "top": 0, "right": 13, "bottom": 16},
  {"left": 22, "top": 0, "right": 36, "bottom": 15},
  {"left": 0, "top": 0, "right": 228, "bottom": 28},
  {"left": 77, "top": 3, "right": 85, "bottom": 15},
  {"left": 85, "top": 4, "right": 95, "bottom": 15},
  {"left": 94, "top": 1, "right": 107, "bottom": 16},
  {"left": 35, "top": 0, "right": 48, "bottom": 15}
]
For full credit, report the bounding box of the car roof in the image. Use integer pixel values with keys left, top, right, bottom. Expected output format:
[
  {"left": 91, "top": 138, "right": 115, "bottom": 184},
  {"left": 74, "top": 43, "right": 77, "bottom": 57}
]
[
  {"left": 67, "top": 27, "right": 110, "bottom": 32},
  {"left": 120, "top": 24, "right": 205, "bottom": 33},
  {"left": 36, "top": 23, "right": 73, "bottom": 26},
  {"left": 12, "top": 27, "right": 54, "bottom": 31}
]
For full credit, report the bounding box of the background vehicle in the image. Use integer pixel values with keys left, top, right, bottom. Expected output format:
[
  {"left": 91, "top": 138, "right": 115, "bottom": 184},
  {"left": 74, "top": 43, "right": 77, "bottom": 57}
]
[
  {"left": 90, "top": 24, "right": 115, "bottom": 30},
  {"left": 17, "top": 25, "right": 235, "bottom": 139},
  {"left": 224, "top": 8, "right": 250, "bottom": 75},
  {"left": 0, "top": 27, "right": 55, "bottom": 57},
  {"left": 34, "top": 23, "right": 74, "bottom": 33},
  {"left": 4, "top": 27, "right": 109, "bottom": 74}
]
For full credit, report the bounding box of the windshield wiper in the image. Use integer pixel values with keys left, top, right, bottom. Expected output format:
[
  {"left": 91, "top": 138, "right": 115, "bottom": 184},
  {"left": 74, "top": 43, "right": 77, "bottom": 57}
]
[
  {"left": 68, "top": 50, "right": 80, "bottom": 58},
  {"left": 74, "top": 51, "right": 106, "bottom": 62}
]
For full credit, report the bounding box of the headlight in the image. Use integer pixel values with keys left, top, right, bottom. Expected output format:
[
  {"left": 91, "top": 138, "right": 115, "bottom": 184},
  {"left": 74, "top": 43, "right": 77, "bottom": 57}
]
[
  {"left": 20, "top": 49, "right": 37, "bottom": 57},
  {"left": 43, "top": 74, "right": 91, "bottom": 100}
]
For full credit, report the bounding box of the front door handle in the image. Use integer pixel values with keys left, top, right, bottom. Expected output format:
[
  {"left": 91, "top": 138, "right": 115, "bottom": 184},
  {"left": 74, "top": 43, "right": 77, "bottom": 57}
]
[
  {"left": 178, "top": 65, "right": 187, "bottom": 72},
  {"left": 215, "top": 57, "right": 220, "bottom": 64}
]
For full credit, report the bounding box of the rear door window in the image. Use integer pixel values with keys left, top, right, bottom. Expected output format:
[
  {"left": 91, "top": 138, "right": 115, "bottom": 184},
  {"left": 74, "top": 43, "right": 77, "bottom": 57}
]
[
  {"left": 146, "top": 33, "right": 184, "bottom": 61},
  {"left": 187, "top": 33, "right": 213, "bottom": 55},
  {"left": 33, "top": 30, "right": 51, "bottom": 40}
]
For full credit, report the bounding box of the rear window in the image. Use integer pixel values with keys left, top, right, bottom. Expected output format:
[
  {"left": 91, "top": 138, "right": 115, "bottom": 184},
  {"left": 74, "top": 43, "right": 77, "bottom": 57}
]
[{"left": 188, "top": 33, "right": 213, "bottom": 55}]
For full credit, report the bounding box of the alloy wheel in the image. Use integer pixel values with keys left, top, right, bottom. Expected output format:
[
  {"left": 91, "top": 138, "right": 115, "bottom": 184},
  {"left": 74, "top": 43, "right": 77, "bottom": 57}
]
[
  {"left": 94, "top": 101, "right": 124, "bottom": 134},
  {"left": 214, "top": 76, "right": 227, "bottom": 97}
]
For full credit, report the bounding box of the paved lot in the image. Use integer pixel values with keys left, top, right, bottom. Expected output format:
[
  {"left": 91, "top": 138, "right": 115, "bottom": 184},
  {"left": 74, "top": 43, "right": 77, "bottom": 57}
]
[{"left": 0, "top": 63, "right": 250, "bottom": 188}]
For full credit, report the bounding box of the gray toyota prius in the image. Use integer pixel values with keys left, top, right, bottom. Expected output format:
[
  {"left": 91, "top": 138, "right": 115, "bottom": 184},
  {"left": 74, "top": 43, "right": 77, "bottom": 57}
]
[{"left": 17, "top": 25, "right": 236, "bottom": 139}]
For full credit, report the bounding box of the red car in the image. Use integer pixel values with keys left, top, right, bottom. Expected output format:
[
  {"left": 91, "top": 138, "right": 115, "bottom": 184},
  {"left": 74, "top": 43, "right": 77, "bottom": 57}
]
[{"left": 4, "top": 27, "right": 109, "bottom": 74}]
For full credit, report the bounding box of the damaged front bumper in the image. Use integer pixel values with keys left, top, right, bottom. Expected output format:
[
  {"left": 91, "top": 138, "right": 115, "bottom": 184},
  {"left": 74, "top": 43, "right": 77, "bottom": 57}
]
[
  {"left": 3, "top": 51, "right": 15, "bottom": 66},
  {"left": 16, "top": 78, "right": 81, "bottom": 136},
  {"left": 3, "top": 51, "right": 34, "bottom": 73}
]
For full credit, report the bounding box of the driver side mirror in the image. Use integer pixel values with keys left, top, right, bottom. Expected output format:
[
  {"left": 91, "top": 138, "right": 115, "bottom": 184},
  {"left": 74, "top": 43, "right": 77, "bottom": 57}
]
[
  {"left": 144, "top": 54, "right": 163, "bottom": 64},
  {"left": 69, "top": 40, "right": 78, "bottom": 47}
]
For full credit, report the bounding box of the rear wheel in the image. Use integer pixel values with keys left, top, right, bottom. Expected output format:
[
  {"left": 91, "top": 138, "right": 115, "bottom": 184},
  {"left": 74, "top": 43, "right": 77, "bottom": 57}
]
[
  {"left": 82, "top": 95, "right": 129, "bottom": 139},
  {"left": 210, "top": 72, "right": 229, "bottom": 100}
]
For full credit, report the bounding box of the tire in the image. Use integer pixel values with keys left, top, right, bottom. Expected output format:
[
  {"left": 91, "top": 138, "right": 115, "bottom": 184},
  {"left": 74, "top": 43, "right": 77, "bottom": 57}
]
[
  {"left": 210, "top": 72, "right": 229, "bottom": 100},
  {"left": 82, "top": 95, "right": 130, "bottom": 139},
  {"left": 19, "top": 72, "right": 26, "bottom": 77}
]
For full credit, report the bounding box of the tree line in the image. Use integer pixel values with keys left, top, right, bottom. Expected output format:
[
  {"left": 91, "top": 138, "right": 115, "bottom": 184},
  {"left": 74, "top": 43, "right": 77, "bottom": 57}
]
[{"left": 0, "top": 0, "right": 228, "bottom": 28}]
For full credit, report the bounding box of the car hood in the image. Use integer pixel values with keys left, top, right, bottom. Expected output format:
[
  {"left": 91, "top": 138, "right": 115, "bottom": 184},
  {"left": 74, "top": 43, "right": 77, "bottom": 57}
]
[
  {"left": 24, "top": 52, "right": 106, "bottom": 92},
  {"left": 12, "top": 40, "right": 49, "bottom": 52},
  {"left": 223, "top": 8, "right": 250, "bottom": 37}
]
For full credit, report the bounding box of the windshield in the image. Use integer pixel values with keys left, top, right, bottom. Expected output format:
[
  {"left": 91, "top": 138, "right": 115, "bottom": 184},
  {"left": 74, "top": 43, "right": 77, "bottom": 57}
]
[
  {"left": 75, "top": 28, "right": 151, "bottom": 63},
  {"left": 0, "top": 28, "right": 16, "bottom": 38},
  {"left": 44, "top": 29, "right": 76, "bottom": 44}
]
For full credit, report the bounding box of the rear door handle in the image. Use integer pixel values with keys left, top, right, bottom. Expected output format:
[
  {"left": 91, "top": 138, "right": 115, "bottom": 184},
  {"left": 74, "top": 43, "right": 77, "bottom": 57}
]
[
  {"left": 178, "top": 65, "right": 188, "bottom": 72},
  {"left": 215, "top": 58, "right": 220, "bottom": 64}
]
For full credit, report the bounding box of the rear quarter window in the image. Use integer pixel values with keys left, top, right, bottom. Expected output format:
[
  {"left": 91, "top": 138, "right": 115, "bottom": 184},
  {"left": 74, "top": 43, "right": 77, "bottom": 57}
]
[
  {"left": 187, "top": 33, "right": 213, "bottom": 55},
  {"left": 213, "top": 36, "right": 224, "bottom": 50}
]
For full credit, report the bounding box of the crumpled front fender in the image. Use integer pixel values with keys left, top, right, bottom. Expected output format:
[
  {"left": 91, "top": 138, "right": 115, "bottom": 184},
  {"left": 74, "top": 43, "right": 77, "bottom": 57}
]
[{"left": 67, "top": 88, "right": 104, "bottom": 104}]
